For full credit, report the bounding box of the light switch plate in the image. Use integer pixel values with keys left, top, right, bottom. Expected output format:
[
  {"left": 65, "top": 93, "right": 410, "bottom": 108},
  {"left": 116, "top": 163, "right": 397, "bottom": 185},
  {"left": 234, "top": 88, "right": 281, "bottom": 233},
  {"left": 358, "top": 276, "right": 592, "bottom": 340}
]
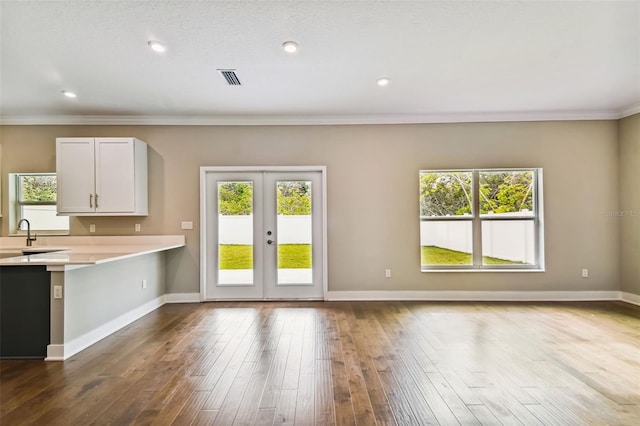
[{"left": 181, "top": 221, "right": 193, "bottom": 230}]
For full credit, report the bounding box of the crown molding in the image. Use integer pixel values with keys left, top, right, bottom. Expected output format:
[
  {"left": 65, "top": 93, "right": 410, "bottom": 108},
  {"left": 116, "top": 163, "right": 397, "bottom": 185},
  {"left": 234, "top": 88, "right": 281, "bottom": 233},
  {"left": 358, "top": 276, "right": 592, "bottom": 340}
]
[
  {"left": 0, "top": 109, "right": 631, "bottom": 126},
  {"left": 620, "top": 103, "right": 640, "bottom": 118}
]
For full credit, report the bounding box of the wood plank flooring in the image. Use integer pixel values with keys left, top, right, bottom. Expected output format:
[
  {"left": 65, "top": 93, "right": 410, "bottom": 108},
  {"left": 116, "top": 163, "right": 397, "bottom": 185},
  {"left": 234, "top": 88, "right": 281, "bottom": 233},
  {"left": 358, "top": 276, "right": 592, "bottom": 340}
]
[{"left": 1, "top": 301, "right": 639, "bottom": 425}]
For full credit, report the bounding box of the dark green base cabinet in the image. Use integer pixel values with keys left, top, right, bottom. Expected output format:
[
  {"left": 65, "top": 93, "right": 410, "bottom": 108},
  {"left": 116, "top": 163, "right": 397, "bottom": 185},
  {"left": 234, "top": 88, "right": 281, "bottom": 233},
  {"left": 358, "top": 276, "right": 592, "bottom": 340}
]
[{"left": 0, "top": 266, "right": 51, "bottom": 359}]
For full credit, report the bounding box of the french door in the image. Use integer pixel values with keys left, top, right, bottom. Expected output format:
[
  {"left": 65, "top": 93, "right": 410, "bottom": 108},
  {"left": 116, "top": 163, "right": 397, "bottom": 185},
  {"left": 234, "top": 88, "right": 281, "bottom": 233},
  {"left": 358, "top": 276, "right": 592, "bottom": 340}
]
[{"left": 201, "top": 167, "right": 326, "bottom": 300}]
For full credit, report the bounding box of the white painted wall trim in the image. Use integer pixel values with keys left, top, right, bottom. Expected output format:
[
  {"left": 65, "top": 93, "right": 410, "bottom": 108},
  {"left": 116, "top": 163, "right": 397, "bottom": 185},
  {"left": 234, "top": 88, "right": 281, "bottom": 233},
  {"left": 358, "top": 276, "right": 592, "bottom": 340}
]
[
  {"left": 621, "top": 292, "right": 640, "bottom": 306},
  {"left": 46, "top": 295, "right": 165, "bottom": 361},
  {"left": 45, "top": 345, "right": 65, "bottom": 361},
  {"left": 199, "top": 166, "right": 328, "bottom": 301},
  {"left": 159, "top": 291, "right": 640, "bottom": 304},
  {"left": 165, "top": 293, "right": 201, "bottom": 303},
  {"left": 44, "top": 289, "right": 638, "bottom": 361},
  {"left": 166, "top": 290, "right": 639, "bottom": 304},
  {"left": 620, "top": 103, "right": 640, "bottom": 118},
  {"left": 0, "top": 109, "right": 631, "bottom": 126},
  {"left": 325, "top": 290, "right": 622, "bottom": 302}
]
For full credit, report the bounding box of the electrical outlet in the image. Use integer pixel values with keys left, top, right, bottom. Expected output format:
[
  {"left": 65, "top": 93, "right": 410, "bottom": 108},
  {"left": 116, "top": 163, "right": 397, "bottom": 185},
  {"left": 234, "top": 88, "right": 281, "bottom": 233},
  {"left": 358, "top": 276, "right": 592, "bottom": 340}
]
[
  {"left": 135, "top": 223, "right": 141, "bottom": 232},
  {"left": 53, "top": 285, "right": 63, "bottom": 299},
  {"left": 181, "top": 221, "right": 193, "bottom": 230},
  {"left": 385, "top": 269, "right": 391, "bottom": 278},
  {"left": 89, "top": 224, "right": 96, "bottom": 233},
  {"left": 142, "top": 279, "right": 147, "bottom": 289},
  {"left": 582, "top": 269, "right": 589, "bottom": 278}
]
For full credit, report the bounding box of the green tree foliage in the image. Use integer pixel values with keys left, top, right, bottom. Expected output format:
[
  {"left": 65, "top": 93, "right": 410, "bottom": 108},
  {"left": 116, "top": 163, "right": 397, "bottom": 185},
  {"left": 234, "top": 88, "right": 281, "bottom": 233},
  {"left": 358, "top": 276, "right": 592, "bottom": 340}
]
[
  {"left": 218, "top": 182, "right": 253, "bottom": 215},
  {"left": 277, "top": 182, "right": 311, "bottom": 215},
  {"left": 419, "top": 171, "right": 533, "bottom": 216},
  {"left": 217, "top": 181, "right": 312, "bottom": 216},
  {"left": 479, "top": 171, "right": 533, "bottom": 214},
  {"left": 20, "top": 175, "right": 57, "bottom": 202},
  {"left": 420, "top": 172, "right": 472, "bottom": 216}
]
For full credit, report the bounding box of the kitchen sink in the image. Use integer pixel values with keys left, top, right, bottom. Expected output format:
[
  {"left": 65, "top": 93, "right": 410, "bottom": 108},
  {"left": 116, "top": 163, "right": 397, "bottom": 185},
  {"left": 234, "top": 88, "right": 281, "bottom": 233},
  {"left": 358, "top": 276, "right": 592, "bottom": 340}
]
[
  {"left": 0, "top": 248, "right": 65, "bottom": 259},
  {"left": 0, "top": 252, "right": 22, "bottom": 259},
  {"left": 20, "top": 247, "right": 65, "bottom": 255}
]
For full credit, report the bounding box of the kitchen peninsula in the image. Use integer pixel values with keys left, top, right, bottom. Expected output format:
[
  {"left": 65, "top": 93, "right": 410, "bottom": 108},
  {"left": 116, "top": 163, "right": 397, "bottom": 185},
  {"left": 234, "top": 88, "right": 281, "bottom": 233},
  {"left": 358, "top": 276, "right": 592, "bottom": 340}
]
[{"left": 0, "top": 235, "right": 185, "bottom": 360}]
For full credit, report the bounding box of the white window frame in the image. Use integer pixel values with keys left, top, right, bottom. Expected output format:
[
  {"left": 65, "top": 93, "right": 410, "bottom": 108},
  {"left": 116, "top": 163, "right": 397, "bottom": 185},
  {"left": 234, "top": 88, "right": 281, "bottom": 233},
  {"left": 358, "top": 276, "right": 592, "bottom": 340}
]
[
  {"left": 9, "top": 173, "right": 70, "bottom": 236},
  {"left": 420, "top": 168, "right": 544, "bottom": 272}
]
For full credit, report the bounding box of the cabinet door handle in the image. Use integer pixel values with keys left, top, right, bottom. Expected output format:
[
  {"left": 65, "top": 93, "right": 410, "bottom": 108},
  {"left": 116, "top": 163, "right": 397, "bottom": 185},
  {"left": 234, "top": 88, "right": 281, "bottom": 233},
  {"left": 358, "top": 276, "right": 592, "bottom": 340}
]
[
  {"left": 89, "top": 194, "right": 93, "bottom": 208},
  {"left": 95, "top": 194, "right": 99, "bottom": 208}
]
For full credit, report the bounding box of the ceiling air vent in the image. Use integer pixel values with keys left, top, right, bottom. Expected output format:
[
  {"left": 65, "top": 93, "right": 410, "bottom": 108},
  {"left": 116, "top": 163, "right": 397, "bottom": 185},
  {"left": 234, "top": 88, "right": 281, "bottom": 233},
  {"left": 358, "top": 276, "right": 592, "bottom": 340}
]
[{"left": 217, "top": 69, "right": 241, "bottom": 86}]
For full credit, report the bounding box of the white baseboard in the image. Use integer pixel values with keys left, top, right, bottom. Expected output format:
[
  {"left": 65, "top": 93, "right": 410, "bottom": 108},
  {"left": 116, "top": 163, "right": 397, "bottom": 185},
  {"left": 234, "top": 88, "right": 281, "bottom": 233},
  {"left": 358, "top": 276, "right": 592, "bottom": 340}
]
[
  {"left": 621, "top": 292, "right": 640, "bottom": 306},
  {"left": 325, "top": 290, "right": 622, "bottom": 302},
  {"left": 45, "top": 345, "right": 65, "bottom": 361},
  {"left": 45, "top": 289, "right": 637, "bottom": 362},
  {"left": 47, "top": 296, "right": 166, "bottom": 361},
  {"left": 165, "top": 292, "right": 201, "bottom": 303}
]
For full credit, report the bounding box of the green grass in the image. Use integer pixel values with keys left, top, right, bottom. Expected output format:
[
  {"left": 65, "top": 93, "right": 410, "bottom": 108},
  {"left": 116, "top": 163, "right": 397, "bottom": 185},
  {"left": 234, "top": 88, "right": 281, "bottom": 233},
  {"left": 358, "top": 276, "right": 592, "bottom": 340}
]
[
  {"left": 219, "top": 244, "right": 311, "bottom": 269},
  {"left": 219, "top": 244, "right": 253, "bottom": 269},
  {"left": 277, "top": 244, "right": 312, "bottom": 269},
  {"left": 421, "top": 246, "right": 525, "bottom": 266}
]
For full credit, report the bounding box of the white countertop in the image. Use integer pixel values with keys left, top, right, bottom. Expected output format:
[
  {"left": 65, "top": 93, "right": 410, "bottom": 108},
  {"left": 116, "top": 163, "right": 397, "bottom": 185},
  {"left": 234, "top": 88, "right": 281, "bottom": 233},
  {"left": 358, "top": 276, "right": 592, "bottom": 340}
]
[{"left": 0, "top": 235, "right": 185, "bottom": 267}]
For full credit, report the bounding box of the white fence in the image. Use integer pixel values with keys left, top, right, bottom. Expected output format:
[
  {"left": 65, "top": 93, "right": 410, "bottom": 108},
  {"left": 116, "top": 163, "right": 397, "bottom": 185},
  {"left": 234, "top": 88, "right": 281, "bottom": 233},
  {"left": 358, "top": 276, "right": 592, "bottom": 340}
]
[
  {"left": 23, "top": 205, "right": 69, "bottom": 230},
  {"left": 220, "top": 214, "right": 533, "bottom": 263},
  {"left": 219, "top": 215, "right": 311, "bottom": 244},
  {"left": 420, "top": 218, "right": 535, "bottom": 263}
]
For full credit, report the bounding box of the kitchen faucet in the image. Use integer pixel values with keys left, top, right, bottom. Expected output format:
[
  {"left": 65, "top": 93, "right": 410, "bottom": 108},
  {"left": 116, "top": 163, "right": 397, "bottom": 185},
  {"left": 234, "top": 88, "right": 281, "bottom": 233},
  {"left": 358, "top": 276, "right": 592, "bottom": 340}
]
[{"left": 17, "top": 218, "right": 37, "bottom": 247}]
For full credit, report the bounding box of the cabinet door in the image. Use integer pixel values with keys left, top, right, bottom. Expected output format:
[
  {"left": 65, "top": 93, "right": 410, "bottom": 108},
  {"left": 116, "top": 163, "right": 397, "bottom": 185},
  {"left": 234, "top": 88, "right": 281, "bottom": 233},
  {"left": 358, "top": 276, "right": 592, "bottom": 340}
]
[
  {"left": 95, "top": 138, "right": 136, "bottom": 213},
  {"left": 56, "top": 138, "right": 96, "bottom": 213}
]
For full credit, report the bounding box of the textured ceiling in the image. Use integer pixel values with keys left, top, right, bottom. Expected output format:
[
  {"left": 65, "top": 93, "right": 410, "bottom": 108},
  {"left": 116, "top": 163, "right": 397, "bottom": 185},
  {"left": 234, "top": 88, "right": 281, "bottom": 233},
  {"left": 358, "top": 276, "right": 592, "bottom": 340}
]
[{"left": 1, "top": 0, "right": 639, "bottom": 125}]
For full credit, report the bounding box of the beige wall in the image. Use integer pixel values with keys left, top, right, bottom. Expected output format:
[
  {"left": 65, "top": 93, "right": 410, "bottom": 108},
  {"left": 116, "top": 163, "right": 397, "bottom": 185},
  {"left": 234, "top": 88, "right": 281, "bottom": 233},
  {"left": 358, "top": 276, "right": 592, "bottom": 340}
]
[
  {"left": 619, "top": 113, "right": 640, "bottom": 296},
  {"left": 0, "top": 121, "right": 621, "bottom": 294}
]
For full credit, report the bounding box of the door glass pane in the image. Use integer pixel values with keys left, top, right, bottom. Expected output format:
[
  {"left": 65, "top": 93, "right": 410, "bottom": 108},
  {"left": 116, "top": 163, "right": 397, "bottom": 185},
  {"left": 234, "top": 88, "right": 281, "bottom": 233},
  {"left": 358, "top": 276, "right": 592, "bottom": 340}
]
[
  {"left": 277, "top": 181, "right": 312, "bottom": 284},
  {"left": 217, "top": 181, "right": 254, "bottom": 285}
]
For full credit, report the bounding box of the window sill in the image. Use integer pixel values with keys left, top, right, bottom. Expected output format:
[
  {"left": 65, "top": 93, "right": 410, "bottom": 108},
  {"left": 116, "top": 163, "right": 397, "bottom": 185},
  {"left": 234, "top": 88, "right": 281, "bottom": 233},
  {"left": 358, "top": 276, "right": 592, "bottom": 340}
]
[
  {"left": 421, "top": 268, "right": 545, "bottom": 273},
  {"left": 11, "top": 231, "right": 70, "bottom": 237}
]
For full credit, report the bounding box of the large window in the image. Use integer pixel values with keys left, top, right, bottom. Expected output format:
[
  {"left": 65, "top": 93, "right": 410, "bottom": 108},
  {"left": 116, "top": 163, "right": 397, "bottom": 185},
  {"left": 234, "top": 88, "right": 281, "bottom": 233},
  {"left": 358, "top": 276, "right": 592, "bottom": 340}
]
[
  {"left": 12, "top": 173, "right": 69, "bottom": 234},
  {"left": 419, "top": 169, "right": 543, "bottom": 270}
]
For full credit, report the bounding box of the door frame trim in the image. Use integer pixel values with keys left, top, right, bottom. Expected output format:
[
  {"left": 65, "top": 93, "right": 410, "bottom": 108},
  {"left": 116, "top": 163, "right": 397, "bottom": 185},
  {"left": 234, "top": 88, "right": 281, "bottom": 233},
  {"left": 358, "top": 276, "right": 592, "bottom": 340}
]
[{"left": 199, "top": 166, "right": 328, "bottom": 301}]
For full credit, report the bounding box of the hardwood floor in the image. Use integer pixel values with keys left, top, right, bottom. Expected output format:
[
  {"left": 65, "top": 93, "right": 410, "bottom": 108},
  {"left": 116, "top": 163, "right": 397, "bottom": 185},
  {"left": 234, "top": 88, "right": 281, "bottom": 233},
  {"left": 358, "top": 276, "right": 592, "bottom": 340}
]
[{"left": 1, "top": 301, "right": 639, "bottom": 425}]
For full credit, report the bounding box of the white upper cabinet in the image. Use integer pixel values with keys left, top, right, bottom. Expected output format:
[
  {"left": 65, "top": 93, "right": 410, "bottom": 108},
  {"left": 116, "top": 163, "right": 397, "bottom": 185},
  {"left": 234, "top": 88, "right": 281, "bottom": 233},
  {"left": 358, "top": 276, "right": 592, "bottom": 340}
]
[
  {"left": 56, "top": 137, "right": 148, "bottom": 216},
  {"left": 56, "top": 138, "right": 95, "bottom": 214}
]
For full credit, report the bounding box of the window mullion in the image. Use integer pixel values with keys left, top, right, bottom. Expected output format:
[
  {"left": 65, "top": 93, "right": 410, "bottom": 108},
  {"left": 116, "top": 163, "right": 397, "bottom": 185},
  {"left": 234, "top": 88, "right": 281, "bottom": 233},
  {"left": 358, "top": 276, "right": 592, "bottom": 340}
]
[
  {"left": 472, "top": 171, "right": 482, "bottom": 266},
  {"left": 533, "top": 171, "right": 540, "bottom": 267}
]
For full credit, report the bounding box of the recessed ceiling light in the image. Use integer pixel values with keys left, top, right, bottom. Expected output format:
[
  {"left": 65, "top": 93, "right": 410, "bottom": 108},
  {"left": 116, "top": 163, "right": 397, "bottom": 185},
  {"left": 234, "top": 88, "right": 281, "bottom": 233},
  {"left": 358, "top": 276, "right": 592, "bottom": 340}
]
[
  {"left": 61, "top": 90, "right": 77, "bottom": 98},
  {"left": 148, "top": 40, "right": 166, "bottom": 53},
  {"left": 377, "top": 77, "right": 390, "bottom": 87},
  {"left": 282, "top": 41, "right": 299, "bottom": 53}
]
